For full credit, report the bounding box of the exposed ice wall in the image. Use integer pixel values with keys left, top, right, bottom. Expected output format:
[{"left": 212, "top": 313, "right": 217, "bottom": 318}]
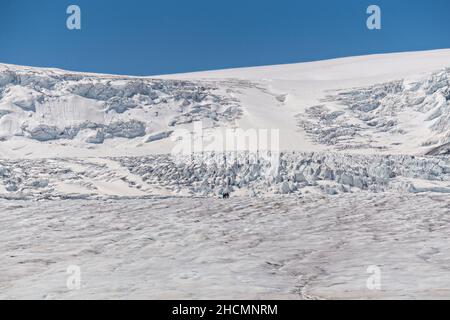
[
  {"left": 0, "top": 151, "right": 449, "bottom": 199},
  {"left": 0, "top": 66, "right": 241, "bottom": 143},
  {"left": 298, "top": 68, "right": 450, "bottom": 153},
  {"left": 117, "top": 152, "right": 450, "bottom": 197}
]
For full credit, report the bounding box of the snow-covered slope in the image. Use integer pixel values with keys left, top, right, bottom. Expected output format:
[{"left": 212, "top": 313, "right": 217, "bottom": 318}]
[
  {"left": 3, "top": 50, "right": 450, "bottom": 300},
  {"left": 0, "top": 64, "right": 243, "bottom": 158},
  {"left": 1, "top": 49, "right": 450, "bottom": 198},
  {"left": 3, "top": 193, "right": 450, "bottom": 299},
  {"left": 158, "top": 49, "right": 450, "bottom": 156},
  {"left": 1, "top": 49, "right": 450, "bottom": 158}
]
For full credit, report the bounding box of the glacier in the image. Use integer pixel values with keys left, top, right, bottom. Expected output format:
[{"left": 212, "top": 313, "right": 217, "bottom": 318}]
[{"left": 1, "top": 49, "right": 450, "bottom": 299}]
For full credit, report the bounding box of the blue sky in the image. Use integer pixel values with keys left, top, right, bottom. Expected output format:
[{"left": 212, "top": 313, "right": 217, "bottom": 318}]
[{"left": 1, "top": 0, "right": 449, "bottom": 76}]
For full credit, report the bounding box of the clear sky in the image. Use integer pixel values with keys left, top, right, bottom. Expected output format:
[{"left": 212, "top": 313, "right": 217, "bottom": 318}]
[{"left": 1, "top": 0, "right": 449, "bottom": 76}]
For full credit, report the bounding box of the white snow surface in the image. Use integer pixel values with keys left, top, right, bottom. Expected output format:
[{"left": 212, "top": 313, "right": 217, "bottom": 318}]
[{"left": 2, "top": 193, "right": 450, "bottom": 299}]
